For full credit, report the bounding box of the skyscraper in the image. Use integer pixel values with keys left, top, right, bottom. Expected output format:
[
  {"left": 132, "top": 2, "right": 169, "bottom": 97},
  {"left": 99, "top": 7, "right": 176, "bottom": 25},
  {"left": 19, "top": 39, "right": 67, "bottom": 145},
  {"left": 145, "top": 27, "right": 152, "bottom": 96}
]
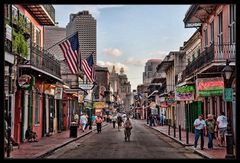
[
  {"left": 66, "top": 10, "right": 96, "bottom": 64},
  {"left": 143, "top": 59, "right": 162, "bottom": 84}
]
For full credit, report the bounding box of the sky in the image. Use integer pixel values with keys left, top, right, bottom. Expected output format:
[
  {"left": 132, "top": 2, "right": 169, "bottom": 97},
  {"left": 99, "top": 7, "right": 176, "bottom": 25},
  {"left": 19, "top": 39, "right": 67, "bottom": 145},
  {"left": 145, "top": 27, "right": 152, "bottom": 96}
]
[{"left": 53, "top": 5, "right": 196, "bottom": 91}]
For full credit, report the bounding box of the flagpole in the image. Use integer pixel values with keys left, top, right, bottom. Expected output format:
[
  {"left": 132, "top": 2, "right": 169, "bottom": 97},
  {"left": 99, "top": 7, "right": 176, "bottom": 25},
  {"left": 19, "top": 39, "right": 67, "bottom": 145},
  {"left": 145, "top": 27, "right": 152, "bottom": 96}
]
[{"left": 45, "top": 31, "right": 78, "bottom": 51}]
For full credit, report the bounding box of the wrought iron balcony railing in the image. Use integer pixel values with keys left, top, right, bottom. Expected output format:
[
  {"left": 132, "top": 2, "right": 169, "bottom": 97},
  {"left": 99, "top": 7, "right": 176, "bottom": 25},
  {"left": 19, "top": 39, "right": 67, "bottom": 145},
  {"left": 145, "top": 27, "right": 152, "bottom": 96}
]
[
  {"left": 30, "top": 42, "right": 61, "bottom": 78},
  {"left": 182, "top": 43, "right": 235, "bottom": 80}
]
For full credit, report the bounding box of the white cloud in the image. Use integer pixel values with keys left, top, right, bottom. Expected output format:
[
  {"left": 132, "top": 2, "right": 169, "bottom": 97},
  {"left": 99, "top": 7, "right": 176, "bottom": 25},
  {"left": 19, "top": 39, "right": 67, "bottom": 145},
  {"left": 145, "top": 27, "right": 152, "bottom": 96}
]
[
  {"left": 124, "top": 57, "right": 148, "bottom": 67},
  {"left": 148, "top": 50, "right": 168, "bottom": 60},
  {"left": 103, "top": 48, "right": 123, "bottom": 57},
  {"left": 97, "top": 60, "right": 128, "bottom": 73}
]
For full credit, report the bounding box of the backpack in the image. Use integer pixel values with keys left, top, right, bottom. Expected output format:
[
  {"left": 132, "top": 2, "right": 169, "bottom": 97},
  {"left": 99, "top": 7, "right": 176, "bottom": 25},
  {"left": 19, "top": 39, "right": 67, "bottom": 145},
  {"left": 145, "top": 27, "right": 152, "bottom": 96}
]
[
  {"left": 117, "top": 116, "right": 122, "bottom": 122},
  {"left": 125, "top": 120, "right": 132, "bottom": 129}
]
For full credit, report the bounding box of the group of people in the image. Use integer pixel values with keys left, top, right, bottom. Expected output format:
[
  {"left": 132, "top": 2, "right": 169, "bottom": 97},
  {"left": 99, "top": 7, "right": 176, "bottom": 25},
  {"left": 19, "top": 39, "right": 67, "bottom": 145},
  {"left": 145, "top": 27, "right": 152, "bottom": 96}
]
[
  {"left": 73, "top": 113, "right": 103, "bottom": 133},
  {"left": 73, "top": 112, "right": 133, "bottom": 140},
  {"left": 193, "top": 112, "right": 228, "bottom": 150},
  {"left": 148, "top": 113, "right": 166, "bottom": 126}
]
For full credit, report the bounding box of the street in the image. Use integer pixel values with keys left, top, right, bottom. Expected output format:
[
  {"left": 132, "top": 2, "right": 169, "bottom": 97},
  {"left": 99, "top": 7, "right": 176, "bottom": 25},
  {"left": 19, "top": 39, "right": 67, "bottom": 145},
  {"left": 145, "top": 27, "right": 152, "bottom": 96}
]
[{"left": 45, "top": 120, "right": 203, "bottom": 159}]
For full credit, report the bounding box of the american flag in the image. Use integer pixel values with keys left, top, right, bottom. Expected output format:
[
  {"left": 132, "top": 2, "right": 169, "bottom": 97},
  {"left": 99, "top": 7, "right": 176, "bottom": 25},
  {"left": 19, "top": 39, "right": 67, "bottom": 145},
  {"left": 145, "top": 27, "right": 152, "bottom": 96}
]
[
  {"left": 81, "top": 52, "right": 96, "bottom": 83},
  {"left": 59, "top": 33, "right": 79, "bottom": 74}
]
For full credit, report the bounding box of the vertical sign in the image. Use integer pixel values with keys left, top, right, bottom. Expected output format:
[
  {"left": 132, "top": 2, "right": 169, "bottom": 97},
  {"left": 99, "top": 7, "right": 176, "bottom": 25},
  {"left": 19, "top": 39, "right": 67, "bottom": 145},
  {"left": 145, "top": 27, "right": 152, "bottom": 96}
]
[{"left": 6, "top": 24, "right": 12, "bottom": 41}]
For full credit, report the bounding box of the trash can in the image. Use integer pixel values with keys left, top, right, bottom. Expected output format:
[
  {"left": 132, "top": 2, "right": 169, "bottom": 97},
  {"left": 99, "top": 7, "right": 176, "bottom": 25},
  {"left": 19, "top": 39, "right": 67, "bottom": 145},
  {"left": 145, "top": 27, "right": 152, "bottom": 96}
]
[{"left": 70, "top": 123, "right": 78, "bottom": 138}]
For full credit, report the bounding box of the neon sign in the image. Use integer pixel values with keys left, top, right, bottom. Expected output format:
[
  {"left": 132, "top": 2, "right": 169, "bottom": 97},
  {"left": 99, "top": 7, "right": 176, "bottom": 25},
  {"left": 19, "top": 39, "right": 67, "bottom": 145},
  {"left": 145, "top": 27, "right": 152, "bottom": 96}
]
[{"left": 196, "top": 77, "right": 224, "bottom": 97}]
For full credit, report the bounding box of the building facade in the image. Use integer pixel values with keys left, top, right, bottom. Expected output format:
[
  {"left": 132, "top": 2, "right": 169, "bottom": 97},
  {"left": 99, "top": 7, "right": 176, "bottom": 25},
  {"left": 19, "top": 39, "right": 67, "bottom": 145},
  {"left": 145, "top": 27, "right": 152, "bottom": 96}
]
[
  {"left": 183, "top": 4, "right": 236, "bottom": 137},
  {"left": 4, "top": 4, "right": 61, "bottom": 143}
]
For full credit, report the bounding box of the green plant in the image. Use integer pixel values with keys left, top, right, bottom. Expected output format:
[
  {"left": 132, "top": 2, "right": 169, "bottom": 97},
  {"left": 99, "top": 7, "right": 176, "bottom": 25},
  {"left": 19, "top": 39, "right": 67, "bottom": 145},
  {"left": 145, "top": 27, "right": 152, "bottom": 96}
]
[
  {"left": 12, "top": 28, "right": 29, "bottom": 58},
  {"left": 18, "top": 15, "right": 27, "bottom": 33}
]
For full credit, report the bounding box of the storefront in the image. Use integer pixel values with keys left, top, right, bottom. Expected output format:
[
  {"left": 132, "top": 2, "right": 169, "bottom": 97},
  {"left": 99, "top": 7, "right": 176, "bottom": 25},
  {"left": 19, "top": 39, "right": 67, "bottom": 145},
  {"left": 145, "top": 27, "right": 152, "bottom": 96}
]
[{"left": 175, "top": 85, "right": 195, "bottom": 130}]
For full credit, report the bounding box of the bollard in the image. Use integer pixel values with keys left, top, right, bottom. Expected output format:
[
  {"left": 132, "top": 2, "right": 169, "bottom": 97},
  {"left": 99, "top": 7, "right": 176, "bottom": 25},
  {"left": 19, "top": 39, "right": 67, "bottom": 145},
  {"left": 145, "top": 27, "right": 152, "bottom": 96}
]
[
  {"left": 173, "top": 124, "right": 176, "bottom": 138},
  {"left": 7, "top": 128, "right": 11, "bottom": 157},
  {"left": 179, "top": 125, "right": 182, "bottom": 141},
  {"left": 186, "top": 127, "right": 189, "bottom": 144},
  {"left": 168, "top": 124, "right": 170, "bottom": 135},
  {"left": 225, "top": 133, "right": 235, "bottom": 159}
]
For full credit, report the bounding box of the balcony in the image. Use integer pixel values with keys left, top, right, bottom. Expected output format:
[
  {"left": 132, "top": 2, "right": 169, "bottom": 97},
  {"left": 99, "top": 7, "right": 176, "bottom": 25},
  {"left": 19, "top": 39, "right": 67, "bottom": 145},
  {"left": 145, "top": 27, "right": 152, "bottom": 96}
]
[
  {"left": 22, "top": 5, "right": 55, "bottom": 25},
  {"left": 19, "top": 42, "right": 61, "bottom": 80},
  {"left": 182, "top": 43, "right": 236, "bottom": 80}
]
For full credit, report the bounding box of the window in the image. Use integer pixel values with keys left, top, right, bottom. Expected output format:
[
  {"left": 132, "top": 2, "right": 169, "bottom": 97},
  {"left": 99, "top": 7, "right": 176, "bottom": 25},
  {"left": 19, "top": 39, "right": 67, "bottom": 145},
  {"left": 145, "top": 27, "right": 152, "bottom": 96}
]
[
  {"left": 210, "top": 21, "right": 214, "bottom": 44},
  {"left": 197, "top": 49, "right": 200, "bottom": 57},
  {"left": 148, "top": 66, "right": 152, "bottom": 71},
  {"left": 229, "top": 4, "right": 236, "bottom": 44},
  {"left": 12, "top": 5, "right": 18, "bottom": 24},
  {"left": 192, "top": 53, "right": 196, "bottom": 61},
  {"left": 204, "top": 28, "right": 208, "bottom": 48},
  {"left": 218, "top": 12, "right": 223, "bottom": 46},
  {"left": 36, "top": 28, "right": 40, "bottom": 46},
  {"left": 32, "top": 26, "right": 41, "bottom": 47},
  {"left": 4, "top": 5, "right": 10, "bottom": 19},
  {"left": 188, "top": 58, "right": 190, "bottom": 64}
]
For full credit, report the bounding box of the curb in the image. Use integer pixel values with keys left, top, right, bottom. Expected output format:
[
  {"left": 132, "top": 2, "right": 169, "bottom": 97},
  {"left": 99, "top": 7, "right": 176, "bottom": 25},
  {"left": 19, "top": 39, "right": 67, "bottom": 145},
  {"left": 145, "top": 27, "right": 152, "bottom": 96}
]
[
  {"left": 35, "top": 123, "right": 108, "bottom": 158},
  {"left": 144, "top": 124, "right": 193, "bottom": 146},
  {"left": 144, "top": 124, "right": 212, "bottom": 159},
  {"left": 193, "top": 150, "right": 212, "bottom": 159}
]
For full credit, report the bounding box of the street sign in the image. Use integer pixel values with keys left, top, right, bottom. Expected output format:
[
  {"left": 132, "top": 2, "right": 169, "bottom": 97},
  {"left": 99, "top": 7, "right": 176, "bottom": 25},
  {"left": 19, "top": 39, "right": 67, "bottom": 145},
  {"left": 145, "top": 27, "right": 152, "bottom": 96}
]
[
  {"left": 224, "top": 88, "right": 233, "bottom": 102},
  {"left": 6, "top": 24, "right": 12, "bottom": 41},
  {"left": 79, "top": 84, "right": 94, "bottom": 90}
]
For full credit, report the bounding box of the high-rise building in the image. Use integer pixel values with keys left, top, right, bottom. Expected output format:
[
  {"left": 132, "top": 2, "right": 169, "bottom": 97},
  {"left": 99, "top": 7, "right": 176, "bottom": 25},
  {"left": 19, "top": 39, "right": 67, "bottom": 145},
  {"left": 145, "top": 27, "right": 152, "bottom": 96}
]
[
  {"left": 66, "top": 10, "right": 96, "bottom": 63},
  {"left": 143, "top": 59, "right": 161, "bottom": 84}
]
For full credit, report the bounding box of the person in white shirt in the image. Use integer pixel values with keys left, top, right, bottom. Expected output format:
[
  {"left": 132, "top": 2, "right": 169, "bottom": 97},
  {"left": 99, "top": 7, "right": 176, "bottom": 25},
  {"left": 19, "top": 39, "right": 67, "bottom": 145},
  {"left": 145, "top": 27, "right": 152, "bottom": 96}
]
[
  {"left": 193, "top": 114, "right": 206, "bottom": 150},
  {"left": 216, "top": 112, "right": 228, "bottom": 146},
  {"left": 80, "top": 114, "right": 88, "bottom": 132}
]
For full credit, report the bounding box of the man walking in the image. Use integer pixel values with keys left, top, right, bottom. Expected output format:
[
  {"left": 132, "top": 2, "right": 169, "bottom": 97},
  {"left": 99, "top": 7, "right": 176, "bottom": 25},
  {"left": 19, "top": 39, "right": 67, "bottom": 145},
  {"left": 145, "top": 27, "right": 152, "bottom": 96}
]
[
  {"left": 206, "top": 114, "right": 216, "bottom": 149},
  {"left": 95, "top": 115, "right": 103, "bottom": 133},
  {"left": 112, "top": 115, "right": 117, "bottom": 128},
  {"left": 216, "top": 112, "right": 228, "bottom": 146},
  {"left": 193, "top": 114, "right": 206, "bottom": 150}
]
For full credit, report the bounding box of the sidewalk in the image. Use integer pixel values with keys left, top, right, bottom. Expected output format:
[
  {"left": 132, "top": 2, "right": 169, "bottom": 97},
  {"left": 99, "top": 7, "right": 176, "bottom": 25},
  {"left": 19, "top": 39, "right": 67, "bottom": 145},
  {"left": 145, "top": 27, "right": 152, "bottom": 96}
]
[
  {"left": 7, "top": 123, "right": 108, "bottom": 159},
  {"left": 139, "top": 120, "right": 226, "bottom": 159}
]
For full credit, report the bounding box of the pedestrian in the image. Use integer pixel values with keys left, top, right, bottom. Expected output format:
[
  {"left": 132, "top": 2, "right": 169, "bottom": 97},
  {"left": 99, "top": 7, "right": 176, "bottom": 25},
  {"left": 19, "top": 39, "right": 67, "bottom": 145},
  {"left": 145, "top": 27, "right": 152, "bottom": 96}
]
[
  {"left": 160, "top": 113, "right": 164, "bottom": 126},
  {"left": 92, "top": 114, "right": 96, "bottom": 126},
  {"left": 80, "top": 114, "right": 88, "bottom": 132},
  {"left": 193, "top": 114, "right": 206, "bottom": 150},
  {"left": 206, "top": 114, "right": 216, "bottom": 149},
  {"left": 216, "top": 112, "right": 228, "bottom": 147},
  {"left": 123, "top": 117, "right": 133, "bottom": 141},
  {"left": 112, "top": 115, "right": 117, "bottom": 128},
  {"left": 117, "top": 115, "right": 123, "bottom": 131},
  {"left": 25, "top": 126, "right": 38, "bottom": 142},
  {"left": 95, "top": 115, "right": 103, "bottom": 133}
]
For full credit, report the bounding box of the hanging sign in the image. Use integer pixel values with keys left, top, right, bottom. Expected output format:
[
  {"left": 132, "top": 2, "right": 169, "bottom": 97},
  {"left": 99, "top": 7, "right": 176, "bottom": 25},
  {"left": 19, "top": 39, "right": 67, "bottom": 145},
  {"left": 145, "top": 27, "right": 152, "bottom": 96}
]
[
  {"left": 175, "top": 85, "right": 195, "bottom": 101},
  {"left": 54, "top": 87, "right": 63, "bottom": 99},
  {"left": 17, "top": 74, "right": 34, "bottom": 90},
  {"left": 196, "top": 77, "right": 224, "bottom": 97}
]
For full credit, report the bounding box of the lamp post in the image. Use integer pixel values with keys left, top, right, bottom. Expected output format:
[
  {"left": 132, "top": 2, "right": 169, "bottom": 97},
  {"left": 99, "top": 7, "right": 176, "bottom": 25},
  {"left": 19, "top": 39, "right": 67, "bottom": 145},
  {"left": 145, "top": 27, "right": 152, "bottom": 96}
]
[{"left": 222, "top": 59, "right": 235, "bottom": 159}]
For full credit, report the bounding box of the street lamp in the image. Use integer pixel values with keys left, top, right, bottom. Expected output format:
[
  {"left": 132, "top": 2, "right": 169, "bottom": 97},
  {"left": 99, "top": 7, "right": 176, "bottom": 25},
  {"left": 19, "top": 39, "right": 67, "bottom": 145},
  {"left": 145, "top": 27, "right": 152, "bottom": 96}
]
[{"left": 222, "top": 59, "right": 235, "bottom": 159}]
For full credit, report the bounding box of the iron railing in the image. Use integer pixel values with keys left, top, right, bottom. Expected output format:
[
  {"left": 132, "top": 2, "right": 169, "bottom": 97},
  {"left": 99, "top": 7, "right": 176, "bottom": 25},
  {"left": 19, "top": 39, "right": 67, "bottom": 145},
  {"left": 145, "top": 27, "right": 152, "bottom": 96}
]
[
  {"left": 30, "top": 42, "right": 61, "bottom": 78},
  {"left": 182, "top": 43, "right": 236, "bottom": 80}
]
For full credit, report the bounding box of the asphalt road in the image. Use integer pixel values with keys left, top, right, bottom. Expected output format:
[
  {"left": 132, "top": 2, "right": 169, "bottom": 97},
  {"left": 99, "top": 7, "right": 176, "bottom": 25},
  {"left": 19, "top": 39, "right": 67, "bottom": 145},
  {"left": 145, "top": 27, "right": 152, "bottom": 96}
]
[{"left": 46, "top": 119, "right": 203, "bottom": 159}]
